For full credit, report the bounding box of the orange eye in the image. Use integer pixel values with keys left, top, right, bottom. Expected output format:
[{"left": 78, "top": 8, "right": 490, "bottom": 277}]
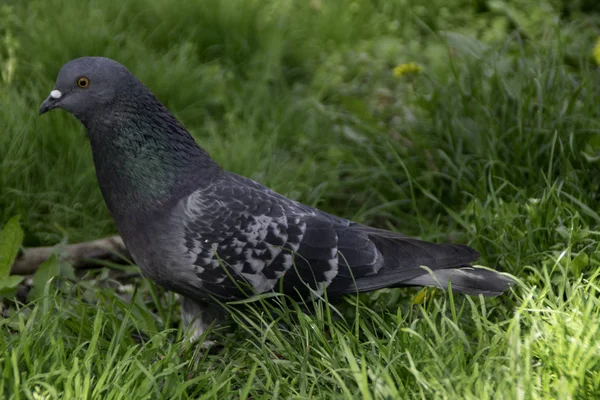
[{"left": 77, "top": 77, "right": 90, "bottom": 88}]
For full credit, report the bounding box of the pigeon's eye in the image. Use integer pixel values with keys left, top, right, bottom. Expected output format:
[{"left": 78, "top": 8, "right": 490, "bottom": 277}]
[{"left": 77, "top": 77, "right": 90, "bottom": 88}]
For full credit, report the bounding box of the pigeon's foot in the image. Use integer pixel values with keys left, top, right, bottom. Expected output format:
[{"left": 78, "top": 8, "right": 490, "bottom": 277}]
[{"left": 180, "top": 296, "right": 224, "bottom": 343}]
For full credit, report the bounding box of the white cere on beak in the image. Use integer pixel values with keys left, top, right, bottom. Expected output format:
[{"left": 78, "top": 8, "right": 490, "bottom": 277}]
[{"left": 50, "top": 90, "right": 62, "bottom": 99}]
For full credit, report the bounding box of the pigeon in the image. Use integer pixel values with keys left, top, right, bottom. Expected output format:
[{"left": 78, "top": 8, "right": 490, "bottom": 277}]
[{"left": 39, "top": 57, "right": 513, "bottom": 339}]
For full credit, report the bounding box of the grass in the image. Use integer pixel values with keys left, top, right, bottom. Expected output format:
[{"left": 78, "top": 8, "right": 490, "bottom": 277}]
[{"left": 1, "top": 0, "right": 600, "bottom": 398}]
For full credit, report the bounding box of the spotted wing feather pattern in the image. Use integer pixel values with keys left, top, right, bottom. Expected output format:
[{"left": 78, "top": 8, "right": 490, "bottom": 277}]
[{"left": 171, "top": 173, "right": 349, "bottom": 299}]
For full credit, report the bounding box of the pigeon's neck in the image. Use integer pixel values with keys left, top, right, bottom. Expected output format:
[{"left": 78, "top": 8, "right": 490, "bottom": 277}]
[{"left": 85, "top": 98, "right": 219, "bottom": 222}]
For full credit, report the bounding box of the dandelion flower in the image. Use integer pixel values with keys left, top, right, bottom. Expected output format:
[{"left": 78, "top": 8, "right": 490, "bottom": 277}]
[
  {"left": 393, "top": 62, "right": 422, "bottom": 78},
  {"left": 33, "top": 386, "right": 49, "bottom": 400},
  {"left": 594, "top": 38, "right": 600, "bottom": 66}
]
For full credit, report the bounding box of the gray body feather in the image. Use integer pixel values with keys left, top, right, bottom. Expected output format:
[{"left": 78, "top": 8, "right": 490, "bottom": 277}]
[{"left": 128, "top": 171, "right": 512, "bottom": 302}]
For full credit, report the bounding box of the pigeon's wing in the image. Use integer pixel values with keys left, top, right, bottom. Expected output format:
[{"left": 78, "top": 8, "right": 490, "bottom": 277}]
[{"left": 163, "top": 173, "right": 383, "bottom": 300}]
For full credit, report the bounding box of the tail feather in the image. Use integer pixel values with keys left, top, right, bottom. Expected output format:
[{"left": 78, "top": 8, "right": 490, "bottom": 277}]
[
  {"left": 328, "top": 224, "right": 513, "bottom": 297},
  {"left": 402, "top": 267, "right": 514, "bottom": 296}
]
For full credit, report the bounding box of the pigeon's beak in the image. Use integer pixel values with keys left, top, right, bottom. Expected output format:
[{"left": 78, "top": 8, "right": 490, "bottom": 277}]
[{"left": 39, "top": 89, "right": 63, "bottom": 115}]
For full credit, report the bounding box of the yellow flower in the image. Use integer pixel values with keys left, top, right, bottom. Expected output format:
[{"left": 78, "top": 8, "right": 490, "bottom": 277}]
[
  {"left": 393, "top": 62, "right": 422, "bottom": 78},
  {"left": 33, "top": 386, "right": 50, "bottom": 400},
  {"left": 594, "top": 38, "right": 600, "bottom": 66}
]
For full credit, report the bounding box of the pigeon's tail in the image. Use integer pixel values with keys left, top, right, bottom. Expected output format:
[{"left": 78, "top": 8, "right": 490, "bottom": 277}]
[
  {"left": 401, "top": 266, "right": 514, "bottom": 296},
  {"left": 330, "top": 225, "right": 513, "bottom": 297}
]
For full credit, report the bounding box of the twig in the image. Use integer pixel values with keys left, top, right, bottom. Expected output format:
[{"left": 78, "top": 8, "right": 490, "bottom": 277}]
[{"left": 10, "top": 236, "right": 130, "bottom": 275}]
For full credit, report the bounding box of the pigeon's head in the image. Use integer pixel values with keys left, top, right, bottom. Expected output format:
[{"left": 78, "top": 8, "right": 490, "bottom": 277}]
[{"left": 39, "top": 57, "right": 135, "bottom": 121}]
